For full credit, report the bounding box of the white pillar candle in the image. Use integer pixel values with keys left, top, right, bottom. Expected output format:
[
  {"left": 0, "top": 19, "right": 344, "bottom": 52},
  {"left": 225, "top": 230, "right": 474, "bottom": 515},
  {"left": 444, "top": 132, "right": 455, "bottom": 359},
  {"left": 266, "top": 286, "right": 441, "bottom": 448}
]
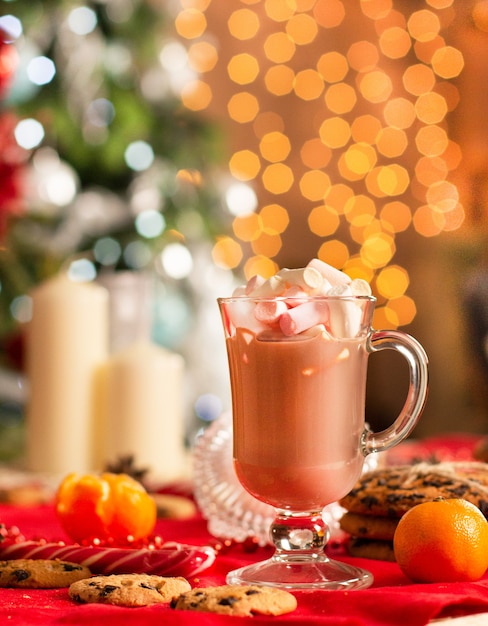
[
  {"left": 99, "top": 340, "right": 186, "bottom": 481},
  {"left": 25, "top": 274, "right": 109, "bottom": 474}
]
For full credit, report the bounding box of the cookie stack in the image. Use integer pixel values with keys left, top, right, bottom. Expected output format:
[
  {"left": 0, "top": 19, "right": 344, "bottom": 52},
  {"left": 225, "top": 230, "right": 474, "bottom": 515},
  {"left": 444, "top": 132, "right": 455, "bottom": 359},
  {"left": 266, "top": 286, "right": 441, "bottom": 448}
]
[{"left": 338, "top": 462, "right": 488, "bottom": 561}]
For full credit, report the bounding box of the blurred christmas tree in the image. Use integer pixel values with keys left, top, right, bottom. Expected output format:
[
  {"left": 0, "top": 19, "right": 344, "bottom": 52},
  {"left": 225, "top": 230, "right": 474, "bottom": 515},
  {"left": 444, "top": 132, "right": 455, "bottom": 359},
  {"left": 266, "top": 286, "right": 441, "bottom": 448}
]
[{"left": 0, "top": 0, "right": 231, "bottom": 367}]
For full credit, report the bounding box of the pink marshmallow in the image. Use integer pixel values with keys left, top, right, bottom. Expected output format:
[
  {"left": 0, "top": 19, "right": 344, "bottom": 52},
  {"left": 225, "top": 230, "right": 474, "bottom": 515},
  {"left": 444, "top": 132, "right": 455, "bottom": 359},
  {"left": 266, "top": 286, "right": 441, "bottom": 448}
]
[
  {"left": 245, "top": 274, "right": 265, "bottom": 295},
  {"left": 283, "top": 285, "right": 308, "bottom": 307},
  {"left": 307, "top": 258, "right": 351, "bottom": 286},
  {"left": 279, "top": 300, "right": 329, "bottom": 336},
  {"left": 254, "top": 299, "right": 289, "bottom": 324}
]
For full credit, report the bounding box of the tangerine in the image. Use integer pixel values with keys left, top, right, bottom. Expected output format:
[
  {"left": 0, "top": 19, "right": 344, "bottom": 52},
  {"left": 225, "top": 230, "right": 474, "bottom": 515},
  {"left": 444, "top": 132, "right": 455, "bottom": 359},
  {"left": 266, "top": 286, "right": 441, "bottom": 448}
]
[
  {"left": 55, "top": 472, "right": 157, "bottom": 545},
  {"left": 393, "top": 498, "right": 488, "bottom": 583}
]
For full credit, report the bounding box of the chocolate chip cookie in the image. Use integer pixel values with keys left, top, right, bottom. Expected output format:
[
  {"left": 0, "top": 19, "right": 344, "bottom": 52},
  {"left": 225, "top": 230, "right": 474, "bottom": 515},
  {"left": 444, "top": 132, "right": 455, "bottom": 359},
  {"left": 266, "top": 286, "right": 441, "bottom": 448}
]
[
  {"left": 171, "top": 584, "right": 297, "bottom": 616},
  {"left": 69, "top": 573, "right": 191, "bottom": 607},
  {"left": 339, "top": 462, "right": 488, "bottom": 518},
  {"left": 0, "top": 558, "right": 91, "bottom": 588}
]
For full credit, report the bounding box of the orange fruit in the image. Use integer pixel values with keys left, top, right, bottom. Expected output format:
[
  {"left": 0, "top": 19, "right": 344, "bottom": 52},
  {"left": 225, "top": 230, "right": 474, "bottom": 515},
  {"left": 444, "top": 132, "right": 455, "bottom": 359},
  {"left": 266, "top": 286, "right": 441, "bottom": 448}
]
[
  {"left": 393, "top": 498, "right": 488, "bottom": 583},
  {"left": 55, "top": 472, "right": 157, "bottom": 545}
]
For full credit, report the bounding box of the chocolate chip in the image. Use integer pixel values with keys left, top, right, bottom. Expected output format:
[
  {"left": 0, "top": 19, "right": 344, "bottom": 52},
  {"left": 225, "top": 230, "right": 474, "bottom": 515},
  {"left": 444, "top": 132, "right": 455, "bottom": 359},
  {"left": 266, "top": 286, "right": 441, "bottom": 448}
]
[
  {"left": 360, "top": 496, "right": 379, "bottom": 508},
  {"left": 12, "top": 569, "right": 29, "bottom": 582},
  {"left": 140, "top": 583, "right": 157, "bottom": 590},
  {"left": 62, "top": 563, "right": 82, "bottom": 572},
  {"left": 245, "top": 589, "right": 260, "bottom": 596},
  {"left": 100, "top": 585, "right": 118, "bottom": 597},
  {"left": 218, "top": 596, "right": 239, "bottom": 607}
]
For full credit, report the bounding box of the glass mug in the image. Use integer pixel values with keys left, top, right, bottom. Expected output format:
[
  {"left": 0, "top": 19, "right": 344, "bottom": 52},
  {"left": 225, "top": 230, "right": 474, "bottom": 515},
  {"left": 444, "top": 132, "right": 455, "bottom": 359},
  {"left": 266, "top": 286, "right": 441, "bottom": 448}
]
[{"left": 218, "top": 294, "right": 428, "bottom": 591}]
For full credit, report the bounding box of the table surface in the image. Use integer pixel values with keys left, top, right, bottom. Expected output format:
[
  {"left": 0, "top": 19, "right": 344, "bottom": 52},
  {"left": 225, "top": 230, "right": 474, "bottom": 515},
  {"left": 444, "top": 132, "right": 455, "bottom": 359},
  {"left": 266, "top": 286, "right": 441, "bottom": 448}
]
[{"left": 1, "top": 434, "right": 488, "bottom": 626}]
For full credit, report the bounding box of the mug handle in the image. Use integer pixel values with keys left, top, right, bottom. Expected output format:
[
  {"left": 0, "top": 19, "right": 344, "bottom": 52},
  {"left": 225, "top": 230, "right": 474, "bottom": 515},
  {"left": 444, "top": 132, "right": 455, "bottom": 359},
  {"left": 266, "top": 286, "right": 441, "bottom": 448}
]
[{"left": 361, "top": 329, "right": 429, "bottom": 455}]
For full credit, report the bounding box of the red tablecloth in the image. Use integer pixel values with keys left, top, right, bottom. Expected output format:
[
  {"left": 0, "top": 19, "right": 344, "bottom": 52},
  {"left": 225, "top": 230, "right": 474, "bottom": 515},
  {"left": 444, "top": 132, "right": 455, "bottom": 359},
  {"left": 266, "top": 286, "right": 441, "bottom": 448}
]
[{"left": 2, "top": 497, "right": 488, "bottom": 626}]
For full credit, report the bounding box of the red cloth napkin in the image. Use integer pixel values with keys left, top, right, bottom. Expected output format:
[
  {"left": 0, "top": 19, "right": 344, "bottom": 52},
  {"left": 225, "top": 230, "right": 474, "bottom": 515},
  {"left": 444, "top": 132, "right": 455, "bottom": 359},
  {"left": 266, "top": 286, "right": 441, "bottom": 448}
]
[{"left": 1, "top": 501, "right": 488, "bottom": 626}]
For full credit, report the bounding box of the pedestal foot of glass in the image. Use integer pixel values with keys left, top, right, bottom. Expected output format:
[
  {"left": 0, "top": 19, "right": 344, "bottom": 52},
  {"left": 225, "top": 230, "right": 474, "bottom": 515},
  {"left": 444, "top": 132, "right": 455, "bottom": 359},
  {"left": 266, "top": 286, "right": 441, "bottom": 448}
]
[{"left": 226, "top": 553, "right": 373, "bottom": 591}]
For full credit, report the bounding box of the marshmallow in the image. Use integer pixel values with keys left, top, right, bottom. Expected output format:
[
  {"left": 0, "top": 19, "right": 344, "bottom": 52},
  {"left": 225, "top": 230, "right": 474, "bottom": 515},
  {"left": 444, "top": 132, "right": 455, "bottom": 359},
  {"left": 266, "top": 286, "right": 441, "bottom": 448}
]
[
  {"left": 245, "top": 274, "right": 265, "bottom": 295},
  {"left": 327, "top": 283, "right": 352, "bottom": 297},
  {"left": 277, "top": 267, "right": 324, "bottom": 291},
  {"left": 283, "top": 285, "right": 309, "bottom": 307},
  {"left": 254, "top": 299, "right": 289, "bottom": 324},
  {"left": 232, "top": 285, "right": 247, "bottom": 296},
  {"left": 248, "top": 274, "right": 286, "bottom": 297},
  {"left": 279, "top": 300, "right": 329, "bottom": 336},
  {"left": 307, "top": 258, "right": 351, "bottom": 286},
  {"left": 350, "top": 278, "right": 372, "bottom": 296}
]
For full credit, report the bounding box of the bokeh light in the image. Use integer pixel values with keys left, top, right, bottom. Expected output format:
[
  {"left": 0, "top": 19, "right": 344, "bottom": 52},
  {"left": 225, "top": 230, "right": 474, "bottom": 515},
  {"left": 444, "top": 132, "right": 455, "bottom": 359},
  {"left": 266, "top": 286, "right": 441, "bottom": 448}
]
[{"left": 172, "top": 0, "right": 467, "bottom": 328}]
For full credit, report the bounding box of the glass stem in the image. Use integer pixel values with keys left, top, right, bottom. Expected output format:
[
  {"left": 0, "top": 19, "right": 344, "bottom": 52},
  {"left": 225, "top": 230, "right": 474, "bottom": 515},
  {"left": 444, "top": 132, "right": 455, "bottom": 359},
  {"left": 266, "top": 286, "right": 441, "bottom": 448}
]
[{"left": 270, "top": 510, "right": 329, "bottom": 558}]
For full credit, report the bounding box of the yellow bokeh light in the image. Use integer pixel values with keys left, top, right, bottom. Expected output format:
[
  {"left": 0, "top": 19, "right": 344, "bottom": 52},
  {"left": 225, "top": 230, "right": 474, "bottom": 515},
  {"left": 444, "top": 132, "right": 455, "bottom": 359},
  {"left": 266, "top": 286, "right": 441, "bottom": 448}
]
[
  {"left": 325, "top": 183, "right": 355, "bottom": 214},
  {"left": 308, "top": 204, "right": 340, "bottom": 236},
  {"left": 407, "top": 10, "right": 440, "bottom": 42},
  {"left": 294, "top": 68, "right": 324, "bottom": 100},
  {"left": 262, "top": 163, "right": 294, "bottom": 194},
  {"left": 415, "top": 156, "right": 448, "bottom": 187},
  {"left": 227, "top": 53, "right": 260, "bottom": 84},
  {"left": 431, "top": 46, "right": 465, "bottom": 79},
  {"left": 318, "top": 239, "right": 350, "bottom": 269},
  {"left": 360, "top": 232, "right": 395, "bottom": 268},
  {"left": 244, "top": 255, "right": 279, "bottom": 279},
  {"left": 324, "top": 82, "right": 357, "bottom": 113},
  {"left": 228, "top": 92, "right": 260, "bottom": 123},
  {"left": 426, "top": 0, "right": 454, "bottom": 8},
  {"left": 265, "top": 0, "right": 296, "bottom": 22},
  {"left": 373, "top": 306, "right": 395, "bottom": 330},
  {"left": 412, "top": 204, "right": 444, "bottom": 237},
  {"left": 313, "top": 0, "right": 345, "bottom": 28},
  {"left": 344, "top": 193, "right": 376, "bottom": 226},
  {"left": 264, "top": 64, "right": 295, "bottom": 96},
  {"left": 380, "top": 201, "right": 412, "bottom": 232},
  {"left": 259, "top": 131, "right": 292, "bottom": 162},
  {"left": 359, "top": 70, "right": 393, "bottom": 103},
  {"left": 415, "top": 91, "right": 448, "bottom": 124},
  {"left": 299, "top": 169, "right": 331, "bottom": 201},
  {"left": 344, "top": 143, "right": 378, "bottom": 177},
  {"left": 415, "top": 124, "right": 448, "bottom": 157},
  {"left": 379, "top": 26, "right": 411, "bottom": 59},
  {"left": 317, "top": 51, "right": 349, "bottom": 83},
  {"left": 300, "top": 138, "right": 332, "bottom": 169},
  {"left": 351, "top": 115, "right": 382, "bottom": 144},
  {"left": 286, "top": 13, "right": 318, "bottom": 45},
  {"left": 233, "top": 213, "right": 262, "bottom": 242},
  {"left": 377, "top": 164, "right": 410, "bottom": 196},
  {"left": 360, "top": 0, "right": 393, "bottom": 20},
  {"left": 228, "top": 8, "right": 260, "bottom": 40},
  {"left": 229, "top": 149, "right": 261, "bottom": 180},
  {"left": 383, "top": 97, "right": 416, "bottom": 129},
  {"left": 212, "top": 236, "right": 243, "bottom": 269},
  {"left": 426, "top": 180, "right": 459, "bottom": 212},
  {"left": 376, "top": 127, "right": 408, "bottom": 158},
  {"left": 376, "top": 265, "right": 409, "bottom": 298},
  {"left": 260, "top": 203, "right": 290, "bottom": 233},
  {"left": 319, "top": 116, "right": 351, "bottom": 148},
  {"left": 342, "top": 257, "right": 375, "bottom": 282},
  {"left": 175, "top": 8, "right": 207, "bottom": 39},
  {"left": 264, "top": 32, "right": 296, "bottom": 63},
  {"left": 251, "top": 231, "right": 283, "bottom": 257},
  {"left": 387, "top": 295, "right": 417, "bottom": 327},
  {"left": 473, "top": 1, "right": 488, "bottom": 33},
  {"left": 414, "top": 35, "right": 445, "bottom": 65},
  {"left": 402, "top": 64, "right": 435, "bottom": 96},
  {"left": 180, "top": 79, "right": 212, "bottom": 111},
  {"left": 187, "top": 41, "right": 218, "bottom": 73},
  {"left": 347, "top": 41, "right": 379, "bottom": 72}
]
